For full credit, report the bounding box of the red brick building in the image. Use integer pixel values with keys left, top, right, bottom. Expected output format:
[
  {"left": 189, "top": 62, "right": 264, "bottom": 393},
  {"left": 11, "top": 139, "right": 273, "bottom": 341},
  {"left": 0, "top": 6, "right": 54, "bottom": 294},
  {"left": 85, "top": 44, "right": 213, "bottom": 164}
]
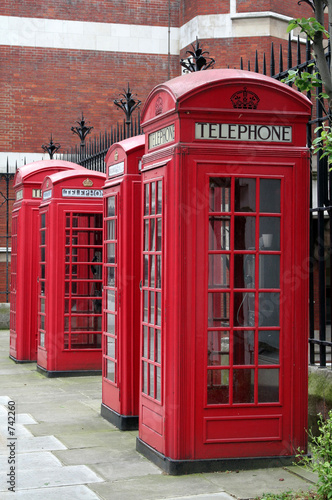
[{"left": 0, "top": 0, "right": 313, "bottom": 302}]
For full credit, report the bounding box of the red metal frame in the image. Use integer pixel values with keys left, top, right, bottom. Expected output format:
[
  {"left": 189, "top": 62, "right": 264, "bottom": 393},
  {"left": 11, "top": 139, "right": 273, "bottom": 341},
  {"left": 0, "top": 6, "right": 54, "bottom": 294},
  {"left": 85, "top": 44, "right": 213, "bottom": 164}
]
[
  {"left": 37, "top": 170, "right": 106, "bottom": 376},
  {"left": 9, "top": 160, "right": 84, "bottom": 362},
  {"left": 101, "top": 135, "right": 144, "bottom": 429},
  {"left": 136, "top": 69, "right": 311, "bottom": 473}
]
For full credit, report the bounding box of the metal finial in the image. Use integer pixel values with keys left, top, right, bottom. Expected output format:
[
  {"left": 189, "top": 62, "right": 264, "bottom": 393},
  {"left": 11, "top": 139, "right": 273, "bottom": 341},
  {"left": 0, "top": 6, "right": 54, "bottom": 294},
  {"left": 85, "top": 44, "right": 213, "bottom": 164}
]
[
  {"left": 180, "top": 37, "right": 215, "bottom": 72},
  {"left": 41, "top": 134, "right": 61, "bottom": 159},
  {"left": 71, "top": 113, "right": 93, "bottom": 148},
  {"left": 114, "top": 84, "right": 141, "bottom": 125}
]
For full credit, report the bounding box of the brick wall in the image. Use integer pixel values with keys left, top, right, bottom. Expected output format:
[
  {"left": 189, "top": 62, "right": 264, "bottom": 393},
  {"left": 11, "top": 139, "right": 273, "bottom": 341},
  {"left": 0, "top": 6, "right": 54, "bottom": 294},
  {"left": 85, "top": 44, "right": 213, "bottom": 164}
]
[
  {"left": 1, "top": 46, "right": 180, "bottom": 154},
  {"left": 2, "top": 0, "right": 180, "bottom": 26}
]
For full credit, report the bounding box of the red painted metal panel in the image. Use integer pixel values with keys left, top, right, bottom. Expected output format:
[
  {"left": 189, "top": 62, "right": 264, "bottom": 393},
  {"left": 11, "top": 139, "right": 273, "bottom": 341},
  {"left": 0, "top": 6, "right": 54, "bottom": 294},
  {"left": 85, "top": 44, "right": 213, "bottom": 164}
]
[
  {"left": 137, "top": 70, "right": 311, "bottom": 467},
  {"left": 36, "top": 170, "right": 105, "bottom": 375},
  {"left": 102, "top": 136, "right": 144, "bottom": 426},
  {"left": 10, "top": 160, "right": 84, "bottom": 362}
]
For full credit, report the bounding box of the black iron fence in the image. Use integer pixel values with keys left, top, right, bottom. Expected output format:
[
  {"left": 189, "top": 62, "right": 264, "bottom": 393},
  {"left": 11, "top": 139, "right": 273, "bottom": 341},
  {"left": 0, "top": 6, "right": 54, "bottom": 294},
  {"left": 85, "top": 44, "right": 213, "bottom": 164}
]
[
  {"left": 240, "top": 35, "right": 332, "bottom": 368},
  {"left": 63, "top": 116, "right": 142, "bottom": 171},
  {"left": 0, "top": 160, "right": 15, "bottom": 302},
  {"left": 2, "top": 36, "right": 332, "bottom": 367}
]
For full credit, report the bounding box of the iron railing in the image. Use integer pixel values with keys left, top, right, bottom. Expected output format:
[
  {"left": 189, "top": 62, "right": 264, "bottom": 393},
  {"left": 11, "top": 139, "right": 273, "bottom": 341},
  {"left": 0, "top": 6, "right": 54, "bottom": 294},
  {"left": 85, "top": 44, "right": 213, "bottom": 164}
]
[{"left": 240, "top": 35, "right": 332, "bottom": 368}]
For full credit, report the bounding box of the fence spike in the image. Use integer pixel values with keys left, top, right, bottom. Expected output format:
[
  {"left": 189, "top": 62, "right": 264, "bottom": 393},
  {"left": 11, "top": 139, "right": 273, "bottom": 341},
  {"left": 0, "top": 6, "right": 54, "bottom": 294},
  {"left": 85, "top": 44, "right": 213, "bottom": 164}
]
[
  {"left": 297, "top": 35, "right": 301, "bottom": 66},
  {"left": 240, "top": 57, "right": 243, "bottom": 70},
  {"left": 255, "top": 50, "right": 259, "bottom": 73},
  {"left": 263, "top": 53, "right": 266, "bottom": 75},
  {"left": 288, "top": 33, "right": 292, "bottom": 70},
  {"left": 279, "top": 44, "right": 283, "bottom": 74},
  {"left": 270, "top": 41, "right": 275, "bottom": 76}
]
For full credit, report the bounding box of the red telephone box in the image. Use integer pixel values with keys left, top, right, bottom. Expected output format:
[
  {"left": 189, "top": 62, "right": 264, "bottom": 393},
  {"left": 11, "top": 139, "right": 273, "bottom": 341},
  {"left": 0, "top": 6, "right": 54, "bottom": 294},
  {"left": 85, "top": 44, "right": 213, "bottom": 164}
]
[
  {"left": 101, "top": 135, "right": 144, "bottom": 429},
  {"left": 136, "top": 69, "right": 311, "bottom": 473},
  {"left": 10, "top": 160, "right": 84, "bottom": 363},
  {"left": 37, "top": 170, "right": 106, "bottom": 376}
]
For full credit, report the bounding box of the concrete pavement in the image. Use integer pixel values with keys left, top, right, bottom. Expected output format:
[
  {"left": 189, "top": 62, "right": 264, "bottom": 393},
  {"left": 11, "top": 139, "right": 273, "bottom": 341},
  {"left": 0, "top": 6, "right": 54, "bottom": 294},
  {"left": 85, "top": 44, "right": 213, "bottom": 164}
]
[{"left": 0, "top": 330, "right": 318, "bottom": 499}]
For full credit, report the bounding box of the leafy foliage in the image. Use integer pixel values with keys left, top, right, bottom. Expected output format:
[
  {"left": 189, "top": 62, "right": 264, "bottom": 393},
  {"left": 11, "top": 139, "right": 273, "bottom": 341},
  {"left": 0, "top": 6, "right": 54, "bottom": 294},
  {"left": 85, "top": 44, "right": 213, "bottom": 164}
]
[
  {"left": 297, "top": 410, "right": 332, "bottom": 499},
  {"left": 287, "top": 17, "right": 329, "bottom": 42}
]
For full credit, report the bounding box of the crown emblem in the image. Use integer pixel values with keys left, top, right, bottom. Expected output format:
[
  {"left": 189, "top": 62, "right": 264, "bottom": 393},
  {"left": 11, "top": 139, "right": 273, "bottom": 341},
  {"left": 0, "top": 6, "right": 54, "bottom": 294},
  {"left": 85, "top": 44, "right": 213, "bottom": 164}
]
[
  {"left": 155, "top": 96, "right": 163, "bottom": 115},
  {"left": 114, "top": 150, "right": 118, "bottom": 161},
  {"left": 83, "top": 178, "right": 93, "bottom": 187},
  {"left": 231, "top": 87, "right": 260, "bottom": 109}
]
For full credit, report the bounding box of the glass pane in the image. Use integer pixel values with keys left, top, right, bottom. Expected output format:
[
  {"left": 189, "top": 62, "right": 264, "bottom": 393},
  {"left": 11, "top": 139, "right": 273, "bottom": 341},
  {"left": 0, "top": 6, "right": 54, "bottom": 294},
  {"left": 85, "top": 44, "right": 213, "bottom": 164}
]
[
  {"left": 156, "top": 366, "right": 161, "bottom": 401},
  {"left": 259, "top": 255, "right": 280, "bottom": 289},
  {"left": 156, "top": 329, "right": 161, "bottom": 362},
  {"left": 233, "top": 369, "right": 254, "bottom": 403},
  {"left": 234, "top": 292, "right": 255, "bottom": 327},
  {"left": 40, "top": 332, "right": 45, "bottom": 347},
  {"left": 150, "top": 255, "right": 155, "bottom": 288},
  {"left": 107, "top": 290, "right": 116, "bottom": 311},
  {"left": 235, "top": 178, "right": 256, "bottom": 212},
  {"left": 40, "top": 264, "right": 45, "bottom": 280},
  {"left": 107, "top": 243, "right": 115, "bottom": 263},
  {"left": 149, "top": 328, "right": 154, "bottom": 360},
  {"left": 234, "top": 216, "right": 255, "bottom": 250},
  {"left": 157, "top": 181, "right": 162, "bottom": 214},
  {"left": 208, "top": 254, "right": 230, "bottom": 288},
  {"left": 259, "top": 217, "right": 280, "bottom": 250},
  {"left": 157, "top": 218, "right": 162, "bottom": 251},
  {"left": 144, "top": 255, "right": 149, "bottom": 287},
  {"left": 207, "top": 331, "right": 230, "bottom": 366},
  {"left": 208, "top": 292, "right": 230, "bottom": 327},
  {"left": 107, "top": 267, "right": 115, "bottom": 286},
  {"left": 259, "top": 293, "right": 280, "bottom": 327},
  {"left": 144, "top": 220, "right": 149, "bottom": 251},
  {"left": 41, "top": 213, "right": 46, "bottom": 228},
  {"left": 149, "top": 365, "right": 154, "bottom": 397},
  {"left": 156, "top": 255, "right": 162, "bottom": 288},
  {"left": 107, "top": 196, "right": 115, "bottom": 217},
  {"left": 143, "top": 361, "right": 148, "bottom": 394},
  {"left": 260, "top": 179, "right": 280, "bottom": 213},
  {"left": 151, "top": 182, "right": 156, "bottom": 214},
  {"left": 149, "top": 291, "right": 155, "bottom": 324},
  {"left": 209, "top": 217, "right": 230, "bottom": 250},
  {"left": 209, "top": 178, "right": 231, "bottom": 212},
  {"left": 143, "top": 326, "right": 148, "bottom": 358},
  {"left": 258, "top": 369, "right": 279, "bottom": 402},
  {"left": 107, "top": 313, "right": 115, "bottom": 334},
  {"left": 156, "top": 293, "right": 161, "bottom": 326},
  {"left": 107, "top": 220, "right": 116, "bottom": 240},
  {"left": 41, "top": 231, "right": 45, "bottom": 245},
  {"left": 207, "top": 370, "right": 229, "bottom": 404},
  {"left": 40, "top": 299, "right": 45, "bottom": 314},
  {"left": 234, "top": 254, "right": 255, "bottom": 288},
  {"left": 150, "top": 219, "right": 155, "bottom": 251},
  {"left": 144, "top": 184, "right": 150, "bottom": 215},
  {"left": 107, "top": 336, "right": 115, "bottom": 358},
  {"left": 258, "top": 330, "right": 279, "bottom": 365},
  {"left": 233, "top": 330, "right": 255, "bottom": 365},
  {"left": 143, "top": 291, "right": 148, "bottom": 322},
  {"left": 107, "top": 359, "right": 115, "bottom": 382},
  {"left": 40, "top": 247, "right": 45, "bottom": 262}
]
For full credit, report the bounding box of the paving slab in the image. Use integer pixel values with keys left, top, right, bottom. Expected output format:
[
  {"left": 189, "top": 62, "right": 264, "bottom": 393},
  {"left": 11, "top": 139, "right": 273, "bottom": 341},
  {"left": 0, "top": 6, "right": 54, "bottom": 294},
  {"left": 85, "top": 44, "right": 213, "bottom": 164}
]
[
  {"left": 0, "top": 484, "right": 101, "bottom": 499},
  {"left": 203, "top": 468, "right": 318, "bottom": 499},
  {"left": 0, "top": 451, "right": 62, "bottom": 471},
  {"left": 89, "top": 473, "right": 229, "bottom": 500},
  {"left": 0, "top": 464, "right": 103, "bottom": 491},
  {"left": 0, "top": 435, "right": 67, "bottom": 454}
]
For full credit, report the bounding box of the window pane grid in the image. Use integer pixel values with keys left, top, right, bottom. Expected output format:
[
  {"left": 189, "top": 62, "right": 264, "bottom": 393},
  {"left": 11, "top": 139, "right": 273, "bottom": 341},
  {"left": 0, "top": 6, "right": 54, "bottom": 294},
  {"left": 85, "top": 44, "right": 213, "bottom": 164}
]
[
  {"left": 103, "top": 194, "right": 118, "bottom": 385},
  {"left": 207, "top": 176, "right": 282, "bottom": 407},
  {"left": 142, "top": 180, "right": 163, "bottom": 403}
]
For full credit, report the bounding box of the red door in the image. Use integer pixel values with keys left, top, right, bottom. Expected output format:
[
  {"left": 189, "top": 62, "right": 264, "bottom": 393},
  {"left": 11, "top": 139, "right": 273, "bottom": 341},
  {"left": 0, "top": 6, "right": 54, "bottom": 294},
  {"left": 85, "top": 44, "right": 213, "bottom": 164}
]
[
  {"left": 103, "top": 187, "right": 120, "bottom": 408},
  {"left": 195, "top": 164, "right": 294, "bottom": 459},
  {"left": 139, "top": 169, "right": 164, "bottom": 452}
]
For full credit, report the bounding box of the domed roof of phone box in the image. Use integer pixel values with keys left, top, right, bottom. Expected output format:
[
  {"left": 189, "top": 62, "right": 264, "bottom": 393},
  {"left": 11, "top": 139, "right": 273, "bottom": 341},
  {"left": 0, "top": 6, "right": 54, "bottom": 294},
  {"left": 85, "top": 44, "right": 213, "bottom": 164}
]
[
  {"left": 141, "top": 68, "right": 312, "bottom": 125},
  {"left": 14, "top": 160, "right": 84, "bottom": 188}
]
